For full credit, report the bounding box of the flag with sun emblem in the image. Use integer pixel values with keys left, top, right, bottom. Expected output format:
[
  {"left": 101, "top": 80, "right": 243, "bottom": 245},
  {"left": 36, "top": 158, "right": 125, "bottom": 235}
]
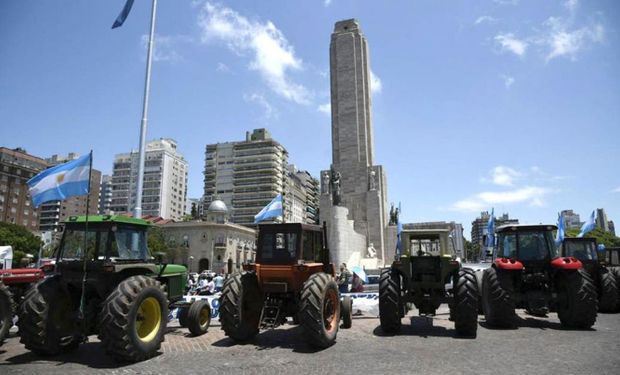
[{"left": 27, "top": 153, "right": 92, "bottom": 207}]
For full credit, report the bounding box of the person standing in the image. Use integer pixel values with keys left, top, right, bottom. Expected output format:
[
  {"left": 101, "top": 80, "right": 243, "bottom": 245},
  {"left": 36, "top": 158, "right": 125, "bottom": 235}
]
[
  {"left": 337, "top": 263, "right": 351, "bottom": 294},
  {"left": 213, "top": 273, "right": 225, "bottom": 293},
  {"left": 351, "top": 272, "right": 364, "bottom": 293}
]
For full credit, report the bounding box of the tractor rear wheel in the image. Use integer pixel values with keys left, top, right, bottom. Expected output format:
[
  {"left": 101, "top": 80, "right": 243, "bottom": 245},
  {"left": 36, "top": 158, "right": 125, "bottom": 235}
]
[
  {"left": 598, "top": 269, "right": 618, "bottom": 313},
  {"left": 187, "top": 300, "right": 211, "bottom": 336},
  {"left": 452, "top": 269, "right": 478, "bottom": 337},
  {"left": 0, "top": 281, "right": 13, "bottom": 347},
  {"left": 341, "top": 295, "right": 352, "bottom": 329},
  {"left": 379, "top": 268, "right": 401, "bottom": 334},
  {"left": 17, "top": 277, "right": 81, "bottom": 355},
  {"left": 99, "top": 275, "right": 168, "bottom": 362},
  {"left": 482, "top": 267, "right": 516, "bottom": 328},
  {"left": 557, "top": 269, "right": 597, "bottom": 329},
  {"left": 610, "top": 267, "right": 620, "bottom": 311},
  {"left": 299, "top": 272, "right": 340, "bottom": 348},
  {"left": 219, "top": 272, "right": 263, "bottom": 342}
]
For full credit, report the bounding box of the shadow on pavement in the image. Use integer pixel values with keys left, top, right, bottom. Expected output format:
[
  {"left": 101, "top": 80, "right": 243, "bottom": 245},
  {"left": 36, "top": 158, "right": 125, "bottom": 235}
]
[
  {"left": 479, "top": 315, "right": 596, "bottom": 332},
  {"left": 0, "top": 341, "right": 159, "bottom": 369},
  {"left": 372, "top": 316, "right": 477, "bottom": 339},
  {"left": 211, "top": 325, "right": 328, "bottom": 354}
]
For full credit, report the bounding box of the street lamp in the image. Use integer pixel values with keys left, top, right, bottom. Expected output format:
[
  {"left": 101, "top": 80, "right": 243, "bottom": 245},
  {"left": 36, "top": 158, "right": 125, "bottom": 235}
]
[{"left": 189, "top": 255, "right": 194, "bottom": 272}]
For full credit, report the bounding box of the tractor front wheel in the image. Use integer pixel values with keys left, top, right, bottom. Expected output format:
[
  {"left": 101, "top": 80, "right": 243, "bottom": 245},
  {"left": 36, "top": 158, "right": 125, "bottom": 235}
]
[
  {"left": 187, "top": 300, "right": 211, "bottom": 336},
  {"left": 99, "top": 275, "right": 168, "bottom": 362},
  {"left": 557, "top": 269, "right": 597, "bottom": 329},
  {"left": 17, "top": 277, "right": 81, "bottom": 355},
  {"left": 452, "top": 269, "right": 478, "bottom": 337},
  {"left": 0, "top": 281, "right": 14, "bottom": 347},
  {"left": 299, "top": 272, "right": 340, "bottom": 348},
  {"left": 610, "top": 267, "right": 620, "bottom": 311},
  {"left": 482, "top": 267, "right": 516, "bottom": 328},
  {"left": 341, "top": 295, "right": 352, "bottom": 329},
  {"left": 598, "top": 269, "right": 618, "bottom": 313},
  {"left": 379, "top": 268, "right": 401, "bottom": 334},
  {"left": 219, "top": 272, "right": 263, "bottom": 342}
]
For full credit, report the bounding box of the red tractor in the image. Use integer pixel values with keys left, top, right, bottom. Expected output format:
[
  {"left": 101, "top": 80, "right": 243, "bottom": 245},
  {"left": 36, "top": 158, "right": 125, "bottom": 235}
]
[
  {"left": 0, "top": 281, "right": 11, "bottom": 346},
  {"left": 219, "top": 223, "right": 351, "bottom": 348},
  {"left": 482, "top": 224, "right": 597, "bottom": 329}
]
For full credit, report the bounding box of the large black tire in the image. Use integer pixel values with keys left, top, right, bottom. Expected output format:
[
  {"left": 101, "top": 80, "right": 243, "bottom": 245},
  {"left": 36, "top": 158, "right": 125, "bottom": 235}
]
[
  {"left": 482, "top": 267, "right": 516, "bottom": 328},
  {"left": 178, "top": 306, "right": 189, "bottom": 328},
  {"left": 99, "top": 275, "right": 168, "bottom": 362},
  {"left": 219, "top": 272, "right": 263, "bottom": 342},
  {"left": 299, "top": 272, "right": 340, "bottom": 348},
  {"left": 17, "top": 277, "right": 81, "bottom": 355},
  {"left": 598, "top": 269, "right": 618, "bottom": 313},
  {"left": 452, "top": 269, "right": 479, "bottom": 337},
  {"left": 0, "top": 281, "right": 13, "bottom": 347},
  {"left": 379, "top": 268, "right": 401, "bottom": 334},
  {"left": 187, "top": 300, "right": 211, "bottom": 336},
  {"left": 610, "top": 267, "right": 620, "bottom": 311},
  {"left": 557, "top": 269, "right": 597, "bottom": 329},
  {"left": 341, "top": 295, "right": 352, "bottom": 329}
]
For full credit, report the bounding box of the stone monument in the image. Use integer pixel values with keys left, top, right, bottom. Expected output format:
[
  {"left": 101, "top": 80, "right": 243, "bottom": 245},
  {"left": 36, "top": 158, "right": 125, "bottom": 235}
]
[{"left": 320, "top": 19, "right": 389, "bottom": 268}]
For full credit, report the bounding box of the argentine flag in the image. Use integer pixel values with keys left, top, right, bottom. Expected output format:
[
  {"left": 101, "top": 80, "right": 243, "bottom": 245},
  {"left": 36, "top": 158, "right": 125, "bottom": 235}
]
[
  {"left": 254, "top": 194, "right": 283, "bottom": 223},
  {"left": 27, "top": 153, "right": 91, "bottom": 208},
  {"left": 555, "top": 212, "right": 565, "bottom": 246},
  {"left": 577, "top": 210, "right": 596, "bottom": 238}
]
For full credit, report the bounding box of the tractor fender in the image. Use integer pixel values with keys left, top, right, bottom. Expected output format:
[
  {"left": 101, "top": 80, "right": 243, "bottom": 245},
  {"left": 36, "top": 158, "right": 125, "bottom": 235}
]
[
  {"left": 550, "top": 257, "right": 582, "bottom": 270},
  {"left": 494, "top": 258, "right": 524, "bottom": 271}
]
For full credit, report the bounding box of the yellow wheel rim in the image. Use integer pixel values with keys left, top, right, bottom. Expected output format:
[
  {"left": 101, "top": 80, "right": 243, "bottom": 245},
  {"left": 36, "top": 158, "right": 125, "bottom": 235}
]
[
  {"left": 199, "top": 306, "right": 210, "bottom": 328},
  {"left": 136, "top": 297, "right": 162, "bottom": 342}
]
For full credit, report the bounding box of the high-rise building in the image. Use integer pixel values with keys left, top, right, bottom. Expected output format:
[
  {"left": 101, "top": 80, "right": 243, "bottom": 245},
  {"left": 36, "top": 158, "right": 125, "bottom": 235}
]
[
  {"left": 609, "top": 221, "right": 616, "bottom": 236},
  {"left": 319, "top": 19, "right": 389, "bottom": 264},
  {"left": 596, "top": 208, "right": 609, "bottom": 232},
  {"left": 471, "top": 211, "right": 519, "bottom": 248},
  {"left": 285, "top": 165, "right": 319, "bottom": 224},
  {"left": 203, "top": 129, "right": 288, "bottom": 225},
  {"left": 39, "top": 153, "right": 101, "bottom": 233},
  {"left": 98, "top": 175, "right": 113, "bottom": 215},
  {"left": 0, "top": 147, "right": 48, "bottom": 231},
  {"left": 110, "top": 138, "right": 188, "bottom": 221},
  {"left": 561, "top": 209, "right": 582, "bottom": 229}
]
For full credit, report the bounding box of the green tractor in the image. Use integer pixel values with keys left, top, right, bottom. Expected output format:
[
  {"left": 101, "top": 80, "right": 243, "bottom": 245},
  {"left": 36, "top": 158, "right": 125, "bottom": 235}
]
[
  {"left": 17, "top": 215, "right": 211, "bottom": 362},
  {"left": 379, "top": 229, "right": 478, "bottom": 336}
]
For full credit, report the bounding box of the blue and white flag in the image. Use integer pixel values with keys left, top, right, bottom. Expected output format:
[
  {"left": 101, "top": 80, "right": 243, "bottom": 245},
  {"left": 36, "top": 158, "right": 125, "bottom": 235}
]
[
  {"left": 485, "top": 208, "right": 495, "bottom": 248},
  {"left": 112, "top": 0, "right": 135, "bottom": 29},
  {"left": 555, "top": 212, "right": 565, "bottom": 246},
  {"left": 254, "top": 194, "right": 283, "bottom": 223},
  {"left": 577, "top": 210, "right": 596, "bottom": 238},
  {"left": 27, "top": 154, "right": 91, "bottom": 208}
]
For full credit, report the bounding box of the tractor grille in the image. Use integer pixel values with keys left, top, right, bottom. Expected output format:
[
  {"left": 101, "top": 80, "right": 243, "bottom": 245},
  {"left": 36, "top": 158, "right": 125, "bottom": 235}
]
[{"left": 411, "top": 256, "right": 441, "bottom": 282}]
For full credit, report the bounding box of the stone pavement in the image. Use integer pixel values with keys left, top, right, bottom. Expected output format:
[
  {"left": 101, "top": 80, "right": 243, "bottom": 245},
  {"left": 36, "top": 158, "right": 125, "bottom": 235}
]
[{"left": 1, "top": 308, "right": 620, "bottom": 375}]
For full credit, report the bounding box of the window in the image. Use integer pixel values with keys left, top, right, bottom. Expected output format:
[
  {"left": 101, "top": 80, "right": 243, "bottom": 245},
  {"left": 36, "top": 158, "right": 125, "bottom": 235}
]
[
  {"left": 111, "top": 228, "right": 149, "bottom": 260},
  {"left": 498, "top": 233, "right": 516, "bottom": 258},
  {"left": 258, "top": 231, "right": 298, "bottom": 263},
  {"left": 564, "top": 241, "right": 597, "bottom": 261},
  {"left": 59, "top": 228, "right": 108, "bottom": 260},
  {"left": 302, "top": 231, "right": 323, "bottom": 262}
]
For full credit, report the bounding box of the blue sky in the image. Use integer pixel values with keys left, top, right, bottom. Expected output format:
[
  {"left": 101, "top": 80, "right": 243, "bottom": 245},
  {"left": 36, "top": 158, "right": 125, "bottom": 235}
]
[{"left": 1, "top": 0, "right": 618, "bottom": 238}]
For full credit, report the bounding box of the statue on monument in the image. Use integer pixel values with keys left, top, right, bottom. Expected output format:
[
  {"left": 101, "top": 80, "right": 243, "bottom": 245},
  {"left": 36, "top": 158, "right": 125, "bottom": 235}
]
[
  {"left": 389, "top": 203, "right": 395, "bottom": 225},
  {"left": 331, "top": 169, "right": 342, "bottom": 206},
  {"left": 321, "top": 171, "right": 330, "bottom": 195},
  {"left": 368, "top": 169, "right": 376, "bottom": 191},
  {"left": 366, "top": 242, "right": 377, "bottom": 258}
]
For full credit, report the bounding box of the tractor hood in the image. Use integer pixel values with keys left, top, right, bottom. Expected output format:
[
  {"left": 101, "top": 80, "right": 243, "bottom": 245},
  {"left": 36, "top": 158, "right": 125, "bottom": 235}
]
[{"left": 158, "top": 264, "right": 187, "bottom": 276}]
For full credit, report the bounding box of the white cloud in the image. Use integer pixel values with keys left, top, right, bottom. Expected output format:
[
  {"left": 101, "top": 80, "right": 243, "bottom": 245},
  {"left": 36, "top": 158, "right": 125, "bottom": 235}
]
[
  {"left": 318, "top": 102, "right": 331, "bottom": 115},
  {"left": 482, "top": 166, "right": 521, "bottom": 186},
  {"left": 243, "top": 93, "right": 277, "bottom": 119},
  {"left": 612, "top": 187, "right": 620, "bottom": 193},
  {"left": 216, "top": 62, "right": 230, "bottom": 72},
  {"left": 449, "top": 186, "right": 552, "bottom": 213},
  {"left": 494, "top": 33, "right": 528, "bottom": 57},
  {"left": 324, "top": 0, "right": 332, "bottom": 7},
  {"left": 197, "top": 2, "right": 311, "bottom": 104},
  {"left": 564, "top": 0, "right": 579, "bottom": 13},
  {"left": 501, "top": 74, "right": 515, "bottom": 89},
  {"left": 540, "top": 16, "right": 604, "bottom": 62},
  {"left": 141, "top": 34, "right": 191, "bottom": 62},
  {"left": 370, "top": 70, "right": 382, "bottom": 94},
  {"left": 475, "top": 16, "right": 498, "bottom": 25}
]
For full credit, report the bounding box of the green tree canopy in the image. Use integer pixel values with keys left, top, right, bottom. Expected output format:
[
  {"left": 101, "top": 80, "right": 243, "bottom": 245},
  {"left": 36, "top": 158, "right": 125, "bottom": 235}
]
[
  {"left": 0, "top": 222, "right": 43, "bottom": 267},
  {"left": 565, "top": 227, "right": 620, "bottom": 248}
]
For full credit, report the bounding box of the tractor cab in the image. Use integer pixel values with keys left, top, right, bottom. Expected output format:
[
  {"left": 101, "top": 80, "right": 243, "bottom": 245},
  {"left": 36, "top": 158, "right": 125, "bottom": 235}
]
[
  {"left": 399, "top": 229, "right": 458, "bottom": 287},
  {"left": 559, "top": 237, "right": 600, "bottom": 275},
  {"left": 494, "top": 225, "right": 562, "bottom": 271},
  {"left": 605, "top": 247, "right": 620, "bottom": 267}
]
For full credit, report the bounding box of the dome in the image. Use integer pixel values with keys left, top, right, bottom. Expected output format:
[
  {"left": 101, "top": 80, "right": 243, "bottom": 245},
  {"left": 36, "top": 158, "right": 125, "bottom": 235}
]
[{"left": 207, "top": 199, "right": 228, "bottom": 213}]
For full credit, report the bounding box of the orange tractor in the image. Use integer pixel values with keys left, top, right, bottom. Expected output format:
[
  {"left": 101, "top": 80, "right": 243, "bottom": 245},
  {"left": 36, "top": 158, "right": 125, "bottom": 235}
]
[{"left": 219, "top": 223, "right": 352, "bottom": 348}]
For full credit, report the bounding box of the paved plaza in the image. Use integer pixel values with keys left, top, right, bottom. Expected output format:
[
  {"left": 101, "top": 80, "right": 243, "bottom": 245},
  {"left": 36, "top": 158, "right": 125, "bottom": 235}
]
[{"left": 1, "top": 307, "right": 619, "bottom": 375}]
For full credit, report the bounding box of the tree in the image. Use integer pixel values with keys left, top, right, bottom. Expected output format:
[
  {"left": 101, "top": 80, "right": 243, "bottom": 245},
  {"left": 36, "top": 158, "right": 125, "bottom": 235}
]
[
  {"left": 464, "top": 240, "right": 480, "bottom": 262},
  {"left": 0, "top": 222, "right": 42, "bottom": 267},
  {"left": 565, "top": 227, "right": 620, "bottom": 248},
  {"left": 191, "top": 202, "right": 198, "bottom": 219}
]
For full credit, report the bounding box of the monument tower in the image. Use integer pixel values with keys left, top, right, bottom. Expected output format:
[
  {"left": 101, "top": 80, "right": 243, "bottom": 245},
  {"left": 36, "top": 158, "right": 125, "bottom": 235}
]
[{"left": 320, "top": 19, "right": 389, "bottom": 266}]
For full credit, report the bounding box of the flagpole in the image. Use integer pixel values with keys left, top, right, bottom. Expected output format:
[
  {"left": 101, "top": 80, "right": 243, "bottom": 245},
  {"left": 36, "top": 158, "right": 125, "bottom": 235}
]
[
  {"left": 134, "top": 0, "right": 158, "bottom": 219},
  {"left": 78, "top": 150, "right": 93, "bottom": 323}
]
